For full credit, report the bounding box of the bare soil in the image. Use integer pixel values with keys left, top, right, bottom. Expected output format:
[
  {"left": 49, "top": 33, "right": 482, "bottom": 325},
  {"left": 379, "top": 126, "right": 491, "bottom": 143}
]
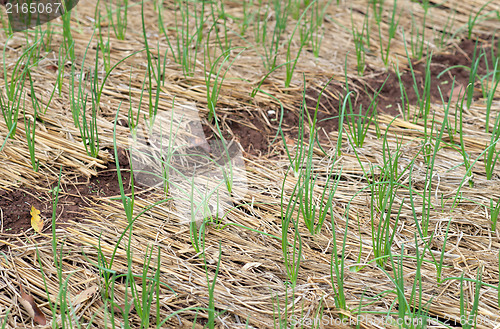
[
  {"left": 218, "top": 37, "right": 498, "bottom": 153},
  {"left": 0, "top": 148, "right": 131, "bottom": 235},
  {"left": 1, "top": 37, "right": 496, "bottom": 235}
]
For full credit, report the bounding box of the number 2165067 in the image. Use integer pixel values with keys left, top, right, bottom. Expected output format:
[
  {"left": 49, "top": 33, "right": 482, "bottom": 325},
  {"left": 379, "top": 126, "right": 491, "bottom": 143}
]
[{"left": 5, "top": 2, "right": 62, "bottom": 15}]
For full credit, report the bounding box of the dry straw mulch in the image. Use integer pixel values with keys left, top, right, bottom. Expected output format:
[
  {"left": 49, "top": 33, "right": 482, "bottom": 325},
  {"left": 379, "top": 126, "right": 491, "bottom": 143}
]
[{"left": 1, "top": 0, "right": 500, "bottom": 328}]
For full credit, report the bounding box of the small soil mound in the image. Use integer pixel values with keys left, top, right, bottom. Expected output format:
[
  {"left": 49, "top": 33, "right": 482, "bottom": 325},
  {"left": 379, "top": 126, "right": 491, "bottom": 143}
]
[
  {"left": 216, "top": 36, "right": 498, "bottom": 154},
  {"left": 306, "top": 37, "right": 497, "bottom": 140},
  {"left": 0, "top": 148, "right": 132, "bottom": 235}
]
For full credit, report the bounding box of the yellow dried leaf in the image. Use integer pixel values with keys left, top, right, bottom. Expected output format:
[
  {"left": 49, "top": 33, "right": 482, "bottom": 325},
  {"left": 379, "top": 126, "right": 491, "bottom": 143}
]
[{"left": 30, "top": 206, "right": 43, "bottom": 233}]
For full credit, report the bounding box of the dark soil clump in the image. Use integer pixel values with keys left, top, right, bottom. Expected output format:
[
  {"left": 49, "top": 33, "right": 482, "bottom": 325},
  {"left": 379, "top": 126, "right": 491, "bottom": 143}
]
[
  {"left": 218, "top": 36, "right": 498, "bottom": 154},
  {"left": 304, "top": 37, "right": 497, "bottom": 141},
  {"left": 0, "top": 148, "right": 132, "bottom": 235}
]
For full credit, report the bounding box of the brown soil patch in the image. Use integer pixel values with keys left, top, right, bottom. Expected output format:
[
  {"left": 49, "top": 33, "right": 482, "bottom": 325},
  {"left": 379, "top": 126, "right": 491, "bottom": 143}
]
[
  {"left": 2, "top": 38, "right": 495, "bottom": 233},
  {"left": 367, "top": 37, "right": 496, "bottom": 113},
  {"left": 0, "top": 148, "right": 131, "bottom": 235},
  {"left": 217, "top": 37, "right": 498, "bottom": 153},
  {"left": 306, "top": 37, "right": 498, "bottom": 141}
]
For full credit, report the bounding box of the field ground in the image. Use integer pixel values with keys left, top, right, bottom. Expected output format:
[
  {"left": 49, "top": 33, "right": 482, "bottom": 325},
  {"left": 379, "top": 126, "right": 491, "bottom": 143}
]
[{"left": 1, "top": 0, "right": 500, "bottom": 328}]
